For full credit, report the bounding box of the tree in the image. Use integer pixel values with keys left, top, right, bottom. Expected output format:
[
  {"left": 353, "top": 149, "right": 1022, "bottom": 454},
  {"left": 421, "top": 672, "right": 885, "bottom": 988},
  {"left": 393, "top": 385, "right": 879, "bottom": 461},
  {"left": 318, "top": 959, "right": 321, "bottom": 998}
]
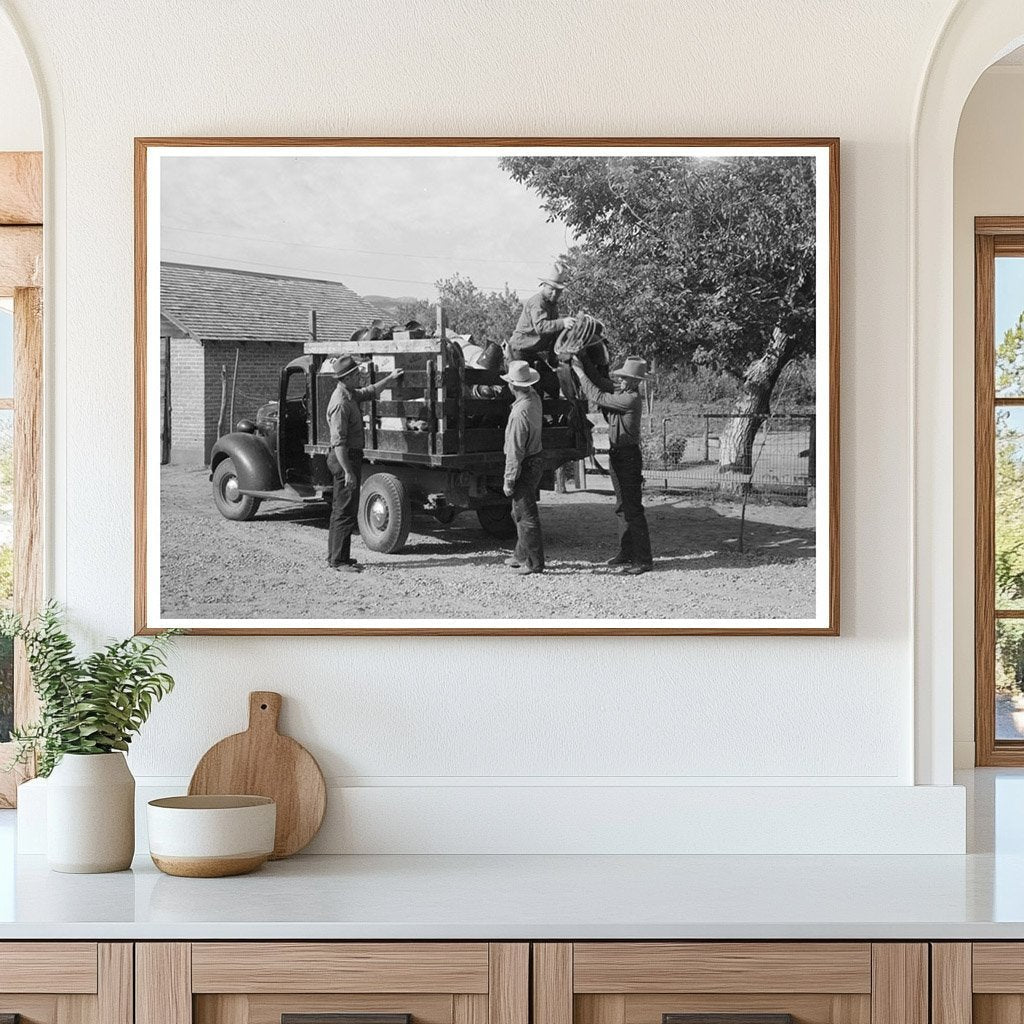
[
  {"left": 995, "top": 314, "right": 1024, "bottom": 604},
  {"left": 392, "top": 275, "right": 521, "bottom": 347},
  {"left": 997, "top": 309, "right": 1024, "bottom": 396},
  {"left": 501, "top": 155, "right": 816, "bottom": 471},
  {"left": 993, "top": 313, "right": 1024, "bottom": 694}
]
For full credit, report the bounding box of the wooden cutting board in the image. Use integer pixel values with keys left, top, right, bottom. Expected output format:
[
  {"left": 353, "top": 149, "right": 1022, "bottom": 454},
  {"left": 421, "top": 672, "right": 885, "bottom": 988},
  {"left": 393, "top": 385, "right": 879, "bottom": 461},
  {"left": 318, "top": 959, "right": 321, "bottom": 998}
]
[{"left": 188, "top": 691, "right": 326, "bottom": 859}]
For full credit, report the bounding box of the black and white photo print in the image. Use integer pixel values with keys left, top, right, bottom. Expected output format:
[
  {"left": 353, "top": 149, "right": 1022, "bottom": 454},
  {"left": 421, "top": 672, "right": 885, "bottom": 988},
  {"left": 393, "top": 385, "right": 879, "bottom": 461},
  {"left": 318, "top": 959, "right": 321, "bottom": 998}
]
[{"left": 135, "top": 138, "right": 839, "bottom": 635}]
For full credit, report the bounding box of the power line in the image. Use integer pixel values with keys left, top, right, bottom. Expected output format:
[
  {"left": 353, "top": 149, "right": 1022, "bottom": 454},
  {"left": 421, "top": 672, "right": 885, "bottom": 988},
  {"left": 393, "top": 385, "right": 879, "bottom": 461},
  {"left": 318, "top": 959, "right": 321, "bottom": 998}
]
[
  {"left": 161, "top": 248, "right": 535, "bottom": 294},
  {"left": 162, "top": 222, "right": 560, "bottom": 268}
]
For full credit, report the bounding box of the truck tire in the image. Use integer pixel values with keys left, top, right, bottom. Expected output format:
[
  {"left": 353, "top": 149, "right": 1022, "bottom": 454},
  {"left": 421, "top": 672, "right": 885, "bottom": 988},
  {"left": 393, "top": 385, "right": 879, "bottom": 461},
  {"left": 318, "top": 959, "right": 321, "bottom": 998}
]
[
  {"left": 358, "top": 472, "right": 412, "bottom": 553},
  {"left": 477, "top": 502, "right": 516, "bottom": 539},
  {"left": 212, "top": 457, "right": 262, "bottom": 521}
]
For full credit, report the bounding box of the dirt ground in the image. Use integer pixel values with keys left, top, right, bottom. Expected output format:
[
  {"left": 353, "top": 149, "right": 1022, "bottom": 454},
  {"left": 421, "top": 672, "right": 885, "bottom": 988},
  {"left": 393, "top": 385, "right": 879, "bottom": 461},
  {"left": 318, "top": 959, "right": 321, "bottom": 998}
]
[{"left": 159, "top": 462, "right": 817, "bottom": 622}]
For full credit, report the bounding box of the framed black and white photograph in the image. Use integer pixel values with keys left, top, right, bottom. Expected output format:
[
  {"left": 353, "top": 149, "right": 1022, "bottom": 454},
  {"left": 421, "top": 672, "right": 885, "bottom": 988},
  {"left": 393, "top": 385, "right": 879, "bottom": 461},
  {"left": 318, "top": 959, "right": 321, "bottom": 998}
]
[{"left": 135, "top": 137, "right": 839, "bottom": 636}]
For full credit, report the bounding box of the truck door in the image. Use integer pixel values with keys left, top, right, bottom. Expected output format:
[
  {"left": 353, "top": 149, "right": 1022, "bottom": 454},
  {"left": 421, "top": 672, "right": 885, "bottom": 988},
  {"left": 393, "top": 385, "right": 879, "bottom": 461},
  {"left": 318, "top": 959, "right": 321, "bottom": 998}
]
[{"left": 278, "top": 364, "right": 312, "bottom": 489}]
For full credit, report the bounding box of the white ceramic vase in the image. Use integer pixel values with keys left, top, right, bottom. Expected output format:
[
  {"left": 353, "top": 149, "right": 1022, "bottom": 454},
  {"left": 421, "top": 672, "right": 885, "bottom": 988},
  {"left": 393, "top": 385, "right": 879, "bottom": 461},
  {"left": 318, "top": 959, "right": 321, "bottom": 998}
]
[{"left": 46, "top": 752, "right": 135, "bottom": 873}]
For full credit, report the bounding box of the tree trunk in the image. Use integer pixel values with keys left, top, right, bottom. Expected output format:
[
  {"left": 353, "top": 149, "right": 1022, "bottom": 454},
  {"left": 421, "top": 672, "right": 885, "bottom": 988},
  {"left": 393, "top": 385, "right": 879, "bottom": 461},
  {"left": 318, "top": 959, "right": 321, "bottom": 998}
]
[{"left": 719, "top": 325, "right": 797, "bottom": 474}]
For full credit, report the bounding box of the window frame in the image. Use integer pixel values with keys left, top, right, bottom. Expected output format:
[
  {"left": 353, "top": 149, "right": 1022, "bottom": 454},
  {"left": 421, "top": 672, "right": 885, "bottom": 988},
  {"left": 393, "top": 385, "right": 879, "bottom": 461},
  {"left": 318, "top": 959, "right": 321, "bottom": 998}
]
[
  {"left": 975, "top": 217, "right": 1024, "bottom": 764},
  {"left": 0, "top": 151, "right": 43, "bottom": 807}
]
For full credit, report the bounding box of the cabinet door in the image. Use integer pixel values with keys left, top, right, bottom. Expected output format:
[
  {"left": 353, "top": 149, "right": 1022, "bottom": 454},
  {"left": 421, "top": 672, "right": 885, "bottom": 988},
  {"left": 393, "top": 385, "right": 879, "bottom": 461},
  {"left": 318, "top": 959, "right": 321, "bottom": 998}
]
[
  {"left": 0, "top": 943, "right": 131, "bottom": 1024},
  {"left": 534, "top": 944, "right": 928, "bottom": 1024},
  {"left": 940, "top": 943, "right": 1024, "bottom": 1024},
  {"left": 137, "top": 943, "right": 528, "bottom": 1024}
]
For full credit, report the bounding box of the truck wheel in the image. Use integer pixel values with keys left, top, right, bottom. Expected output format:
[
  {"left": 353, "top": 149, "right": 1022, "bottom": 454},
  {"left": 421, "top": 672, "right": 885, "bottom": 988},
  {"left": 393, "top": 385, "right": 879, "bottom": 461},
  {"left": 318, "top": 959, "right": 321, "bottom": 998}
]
[
  {"left": 477, "top": 503, "right": 516, "bottom": 539},
  {"left": 358, "top": 473, "right": 412, "bottom": 553},
  {"left": 212, "top": 458, "right": 261, "bottom": 521}
]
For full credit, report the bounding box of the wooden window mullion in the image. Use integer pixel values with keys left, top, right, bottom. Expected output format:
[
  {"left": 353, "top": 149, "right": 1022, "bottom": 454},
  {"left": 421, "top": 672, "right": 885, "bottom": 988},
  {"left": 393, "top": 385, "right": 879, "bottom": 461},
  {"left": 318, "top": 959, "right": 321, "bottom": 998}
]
[{"left": 976, "top": 230, "right": 997, "bottom": 763}]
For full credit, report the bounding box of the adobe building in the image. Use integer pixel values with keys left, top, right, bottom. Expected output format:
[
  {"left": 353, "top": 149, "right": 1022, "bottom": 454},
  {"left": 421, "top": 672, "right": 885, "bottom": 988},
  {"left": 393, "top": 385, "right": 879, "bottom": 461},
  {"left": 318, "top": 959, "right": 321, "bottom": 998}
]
[{"left": 159, "top": 262, "right": 386, "bottom": 464}]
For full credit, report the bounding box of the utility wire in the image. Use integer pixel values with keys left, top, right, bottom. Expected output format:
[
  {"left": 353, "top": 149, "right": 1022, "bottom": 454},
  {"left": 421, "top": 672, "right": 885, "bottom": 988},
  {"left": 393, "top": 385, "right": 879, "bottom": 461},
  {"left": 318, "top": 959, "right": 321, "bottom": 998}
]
[{"left": 162, "top": 223, "right": 559, "bottom": 268}]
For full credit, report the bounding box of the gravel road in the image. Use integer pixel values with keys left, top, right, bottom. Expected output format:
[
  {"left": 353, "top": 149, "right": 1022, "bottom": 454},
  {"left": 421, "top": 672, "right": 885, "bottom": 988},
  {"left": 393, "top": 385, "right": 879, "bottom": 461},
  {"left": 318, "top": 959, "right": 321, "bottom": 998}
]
[{"left": 159, "top": 462, "right": 816, "bottom": 622}]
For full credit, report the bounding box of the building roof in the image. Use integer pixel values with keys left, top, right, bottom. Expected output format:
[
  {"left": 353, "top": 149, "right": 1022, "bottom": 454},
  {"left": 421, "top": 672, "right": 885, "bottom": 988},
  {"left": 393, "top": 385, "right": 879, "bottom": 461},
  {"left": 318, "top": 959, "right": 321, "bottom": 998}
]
[{"left": 160, "top": 262, "right": 388, "bottom": 344}]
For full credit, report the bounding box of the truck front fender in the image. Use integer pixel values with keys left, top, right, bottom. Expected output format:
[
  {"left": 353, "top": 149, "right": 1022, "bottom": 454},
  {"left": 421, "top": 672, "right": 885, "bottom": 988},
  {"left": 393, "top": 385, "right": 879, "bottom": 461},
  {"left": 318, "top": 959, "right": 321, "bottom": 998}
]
[{"left": 209, "top": 433, "right": 281, "bottom": 492}]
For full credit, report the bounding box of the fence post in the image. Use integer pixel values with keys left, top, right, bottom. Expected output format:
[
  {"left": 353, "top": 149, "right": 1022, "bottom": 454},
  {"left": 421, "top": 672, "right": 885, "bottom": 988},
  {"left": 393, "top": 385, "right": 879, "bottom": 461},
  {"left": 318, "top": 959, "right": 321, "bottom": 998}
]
[
  {"left": 808, "top": 415, "right": 816, "bottom": 480},
  {"left": 704, "top": 415, "right": 710, "bottom": 463}
]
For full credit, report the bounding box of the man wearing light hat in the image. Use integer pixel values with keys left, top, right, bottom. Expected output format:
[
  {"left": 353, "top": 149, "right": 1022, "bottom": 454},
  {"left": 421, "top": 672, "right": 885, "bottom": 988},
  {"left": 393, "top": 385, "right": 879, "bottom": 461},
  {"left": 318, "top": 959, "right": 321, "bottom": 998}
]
[
  {"left": 500, "top": 360, "right": 545, "bottom": 575},
  {"left": 323, "top": 355, "right": 404, "bottom": 573},
  {"left": 572, "top": 354, "right": 654, "bottom": 574},
  {"left": 508, "top": 264, "right": 577, "bottom": 399}
]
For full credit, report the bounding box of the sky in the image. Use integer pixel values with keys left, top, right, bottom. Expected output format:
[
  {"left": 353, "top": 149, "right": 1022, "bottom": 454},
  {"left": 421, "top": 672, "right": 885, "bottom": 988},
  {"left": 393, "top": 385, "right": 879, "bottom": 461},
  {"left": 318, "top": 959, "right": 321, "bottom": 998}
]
[
  {"left": 997, "top": 257, "right": 1024, "bottom": 342},
  {"left": 159, "top": 154, "right": 574, "bottom": 301},
  {"left": 0, "top": 310, "right": 13, "bottom": 397}
]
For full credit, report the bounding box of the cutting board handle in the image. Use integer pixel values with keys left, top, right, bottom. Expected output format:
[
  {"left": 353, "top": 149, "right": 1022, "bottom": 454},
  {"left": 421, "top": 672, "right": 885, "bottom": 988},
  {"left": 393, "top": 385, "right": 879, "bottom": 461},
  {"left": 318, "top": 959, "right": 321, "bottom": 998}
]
[{"left": 248, "top": 691, "right": 282, "bottom": 734}]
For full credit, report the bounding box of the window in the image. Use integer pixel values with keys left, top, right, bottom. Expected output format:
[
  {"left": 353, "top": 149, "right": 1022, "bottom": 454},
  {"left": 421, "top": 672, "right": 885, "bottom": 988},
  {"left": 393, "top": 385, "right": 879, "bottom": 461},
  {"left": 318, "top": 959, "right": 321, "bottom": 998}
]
[
  {"left": 975, "top": 220, "right": 1024, "bottom": 764},
  {"left": 0, "top": 151, "right": 43, "bottom": 806},
  {"left": 0, "top": 305, "right": 12, "bottom": 744}
]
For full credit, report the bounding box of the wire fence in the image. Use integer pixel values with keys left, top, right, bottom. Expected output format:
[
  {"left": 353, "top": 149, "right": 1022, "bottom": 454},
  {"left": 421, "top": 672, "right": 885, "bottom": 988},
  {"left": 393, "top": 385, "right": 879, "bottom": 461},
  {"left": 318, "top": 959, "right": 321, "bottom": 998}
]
[{"left": 627, "top": 412, "right": 816, "bottom": 502}]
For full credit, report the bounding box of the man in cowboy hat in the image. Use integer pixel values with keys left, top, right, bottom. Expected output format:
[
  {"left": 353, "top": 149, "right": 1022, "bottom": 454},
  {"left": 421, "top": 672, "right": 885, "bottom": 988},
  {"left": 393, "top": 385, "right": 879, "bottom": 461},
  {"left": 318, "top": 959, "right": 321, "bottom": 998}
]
[
  {"left": 501, "top": 360, "right": 545, "bottom": 575},
  {"left": 323, "top": 355, "right": 404, "bottom": 572},
  {"left": 571, "top": 353, "right": 654, "bottom": 574},
  {"left": 508, "top": 264, "right": 577, "bottom": 399}
]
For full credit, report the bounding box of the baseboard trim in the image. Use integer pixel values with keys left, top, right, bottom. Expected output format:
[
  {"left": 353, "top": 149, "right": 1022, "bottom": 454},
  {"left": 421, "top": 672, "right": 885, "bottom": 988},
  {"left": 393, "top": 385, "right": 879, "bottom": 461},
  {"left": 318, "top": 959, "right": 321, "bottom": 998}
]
[{"left": 17, "top": 778, "right": 967, "bottom": 856}]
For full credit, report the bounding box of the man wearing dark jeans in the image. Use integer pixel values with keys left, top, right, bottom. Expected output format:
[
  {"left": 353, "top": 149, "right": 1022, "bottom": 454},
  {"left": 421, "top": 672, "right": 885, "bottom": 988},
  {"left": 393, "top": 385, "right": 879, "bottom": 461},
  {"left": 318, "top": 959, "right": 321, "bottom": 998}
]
[
  {"left": 501, "top": 360, "right": 545, "bottom": 575},
  {"left": 323, "top": 355, "right": 403, "bottom": 572},
  {"left": 572, "top": 354, "right": 654, "bottom": 574}
]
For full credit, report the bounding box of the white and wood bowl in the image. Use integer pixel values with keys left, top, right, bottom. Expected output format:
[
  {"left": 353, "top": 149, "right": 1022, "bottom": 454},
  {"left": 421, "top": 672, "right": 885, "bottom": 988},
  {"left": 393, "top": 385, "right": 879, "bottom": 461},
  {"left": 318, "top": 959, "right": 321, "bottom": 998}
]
[{"left": 147, "top": 795, "right": 276, "bottom": 877}]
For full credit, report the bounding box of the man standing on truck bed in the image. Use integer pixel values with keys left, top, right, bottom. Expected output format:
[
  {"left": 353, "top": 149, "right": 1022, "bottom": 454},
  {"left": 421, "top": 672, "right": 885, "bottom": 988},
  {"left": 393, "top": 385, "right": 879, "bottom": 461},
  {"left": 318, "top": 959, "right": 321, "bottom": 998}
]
[
  {"left": 572, "top": 353, "right": 654, "bottom": 575},
  {"left": 501, "top": 360, "right": 545, "bottom": 576},
  {"left": 324, "top": 355, "right": 403, "bottom": 573},
  {"left": 508, "top": 264, "right": 576, "bottom": 399}
]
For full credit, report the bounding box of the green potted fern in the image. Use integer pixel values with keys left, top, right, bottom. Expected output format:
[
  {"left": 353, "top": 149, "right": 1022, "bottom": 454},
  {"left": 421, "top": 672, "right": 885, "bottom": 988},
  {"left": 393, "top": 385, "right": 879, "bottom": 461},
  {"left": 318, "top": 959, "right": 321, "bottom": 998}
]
[{"left": 2, "top": 603, "right": 178, "bottom": 873}]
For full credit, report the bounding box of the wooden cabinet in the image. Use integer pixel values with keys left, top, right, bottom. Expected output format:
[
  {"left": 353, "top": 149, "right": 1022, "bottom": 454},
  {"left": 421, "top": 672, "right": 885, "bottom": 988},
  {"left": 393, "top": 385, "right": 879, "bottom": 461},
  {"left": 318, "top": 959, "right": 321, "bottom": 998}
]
[
  {"left": 136, "top": 944, "right": 528, "bottom": 1024},
  {"left": 532, "top": 944, "right": 929, "bottom": 1024},
  {"left": 0, "top": 943, "right": 132, "bottom": 1024},
  {"left": 0, "top": 937, "right": 962, "bottom": 1024},
  {"left": 932, "top": 943, "right": 1024, "bottom": 1024}
]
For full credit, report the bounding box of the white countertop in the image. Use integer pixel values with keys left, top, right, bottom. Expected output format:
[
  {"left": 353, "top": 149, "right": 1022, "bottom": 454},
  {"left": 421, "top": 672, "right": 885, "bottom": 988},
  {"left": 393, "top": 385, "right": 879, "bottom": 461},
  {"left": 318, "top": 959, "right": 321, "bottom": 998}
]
[
  {"left": 0, "top": 849, "right": 1022, "bottom": 940},
  {"left": 1, "top": 769, "right": 1021, "bottom": 941}
]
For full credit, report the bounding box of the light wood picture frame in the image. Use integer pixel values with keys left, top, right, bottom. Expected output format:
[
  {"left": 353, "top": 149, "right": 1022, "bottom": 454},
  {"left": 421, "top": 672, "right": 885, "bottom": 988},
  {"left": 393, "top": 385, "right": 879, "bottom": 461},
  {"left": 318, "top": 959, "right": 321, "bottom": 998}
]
[{"left": 135, "top": 137, "right": 840, "bottom": 636}]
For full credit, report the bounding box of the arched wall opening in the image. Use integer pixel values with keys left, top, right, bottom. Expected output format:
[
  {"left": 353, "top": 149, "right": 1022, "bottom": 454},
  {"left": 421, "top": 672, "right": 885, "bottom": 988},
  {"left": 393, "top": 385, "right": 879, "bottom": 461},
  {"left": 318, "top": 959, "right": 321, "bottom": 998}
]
[
  {"left": 952, "top": 47, "right": 1024, "bottom": 768},
  {"left": 0, "top": 5, "right": 45, "bottom": 808},
  {"left": 914, "top": 1, "right": 1024, "bottom": 785}
]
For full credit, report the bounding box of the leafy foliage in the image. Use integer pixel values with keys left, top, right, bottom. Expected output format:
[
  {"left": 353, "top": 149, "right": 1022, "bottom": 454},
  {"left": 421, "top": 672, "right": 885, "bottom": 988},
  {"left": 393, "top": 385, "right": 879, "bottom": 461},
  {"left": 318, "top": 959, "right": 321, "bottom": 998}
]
[
  {"left": 395, "top": 275, "right": 521, "bottom": 347},
  {"left": 0, "top": 603, "right": 179, "bottom": 776},
  {"left": 996, "top": 409, "right": 1024, "bottom": 608},
  {"left": 997, "top": 310, "right": 1024, "bottom": 397},
  {"left": 997, "top": 621, "right": 1024, "bottom": 694},
  {"left": 500, "top": 154, "right": 816, "bottom": 389},
  {"left": 994, "top": 313, "right": 1024, "bottom": 693},
  {"left": 0, "top": 548, "right": 12, "bottom": 607}
]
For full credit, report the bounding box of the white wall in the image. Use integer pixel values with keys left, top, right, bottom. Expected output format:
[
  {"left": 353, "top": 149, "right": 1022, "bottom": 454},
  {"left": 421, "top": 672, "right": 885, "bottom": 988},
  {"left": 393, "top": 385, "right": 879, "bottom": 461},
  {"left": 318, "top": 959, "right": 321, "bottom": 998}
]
[
  {"left": 0, "top": 12, "right": 39, "bottom": 152},
  {"left": 952, "top": 66, "right": 1024, "bottom": 767},
  {"left": 0, "top": 0, "right": 972, "bottom": 852}
]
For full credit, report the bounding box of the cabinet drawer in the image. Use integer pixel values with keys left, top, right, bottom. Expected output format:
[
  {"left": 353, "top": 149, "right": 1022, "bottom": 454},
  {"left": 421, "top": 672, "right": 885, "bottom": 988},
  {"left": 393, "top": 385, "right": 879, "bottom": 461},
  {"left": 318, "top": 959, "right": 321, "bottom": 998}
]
[
  {"left": 0, "top": 942, "right": 99, "bottom": 994},
  {"left": 191, "top": 943, "right": 491, "bottom": 993},
  {"left": 139, "top": 943, "right": 528, "bottom": 1024},
  {"left": 534, "top": 944, "right": 926, "bottom": 1024},
  {"left": 572, "top": 944, "right": 872, "bottom": 994}
]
